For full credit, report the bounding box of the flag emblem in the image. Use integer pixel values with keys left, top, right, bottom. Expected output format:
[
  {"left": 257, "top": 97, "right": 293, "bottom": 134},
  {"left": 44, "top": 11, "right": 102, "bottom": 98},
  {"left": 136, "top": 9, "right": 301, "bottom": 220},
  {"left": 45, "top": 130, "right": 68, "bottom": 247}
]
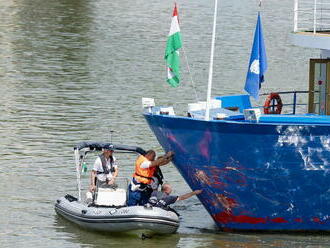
[{"left": 250, "top": 59, "right": 260, "bottom": 75}]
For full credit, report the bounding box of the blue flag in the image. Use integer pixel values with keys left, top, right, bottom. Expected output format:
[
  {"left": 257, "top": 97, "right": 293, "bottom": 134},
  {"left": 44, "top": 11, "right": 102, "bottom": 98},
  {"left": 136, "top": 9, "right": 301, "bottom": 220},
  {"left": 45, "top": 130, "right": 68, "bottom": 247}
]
[{"left": 244, "top": 12, "right": 267, "bottom": 100}]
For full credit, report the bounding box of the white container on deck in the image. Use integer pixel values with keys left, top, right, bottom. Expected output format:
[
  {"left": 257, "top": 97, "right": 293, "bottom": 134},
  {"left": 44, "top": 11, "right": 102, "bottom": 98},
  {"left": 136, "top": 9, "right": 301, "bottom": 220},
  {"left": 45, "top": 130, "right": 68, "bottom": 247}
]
[
  {"left": 160, "top": 107, "right": 175, "bottom": 116},
  {"left": 244, "top": 108, "right": 261, "bottom": 122},
  {"left": 95, "top": 188, "right": 127, "bottom": 206}
]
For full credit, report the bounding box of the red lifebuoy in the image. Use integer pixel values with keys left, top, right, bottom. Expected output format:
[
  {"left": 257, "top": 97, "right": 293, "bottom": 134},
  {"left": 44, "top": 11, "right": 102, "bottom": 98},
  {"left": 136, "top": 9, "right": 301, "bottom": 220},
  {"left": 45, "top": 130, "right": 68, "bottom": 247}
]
[{"left": 264, "top": 93, "right": 283, "bottom": 114}]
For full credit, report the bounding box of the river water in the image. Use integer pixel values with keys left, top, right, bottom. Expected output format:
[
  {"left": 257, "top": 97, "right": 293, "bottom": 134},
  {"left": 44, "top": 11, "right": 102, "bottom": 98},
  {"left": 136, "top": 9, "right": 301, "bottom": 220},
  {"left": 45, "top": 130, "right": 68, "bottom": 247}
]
[{"left": 0, "top": 0, "right": 329, "bottom": 247}]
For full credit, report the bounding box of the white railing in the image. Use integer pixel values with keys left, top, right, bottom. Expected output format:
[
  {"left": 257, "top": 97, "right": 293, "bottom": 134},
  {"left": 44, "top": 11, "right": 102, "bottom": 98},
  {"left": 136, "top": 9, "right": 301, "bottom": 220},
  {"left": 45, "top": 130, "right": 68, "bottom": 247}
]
[{"left": 294, "top": 0, "right": 330, "bottom": 33}]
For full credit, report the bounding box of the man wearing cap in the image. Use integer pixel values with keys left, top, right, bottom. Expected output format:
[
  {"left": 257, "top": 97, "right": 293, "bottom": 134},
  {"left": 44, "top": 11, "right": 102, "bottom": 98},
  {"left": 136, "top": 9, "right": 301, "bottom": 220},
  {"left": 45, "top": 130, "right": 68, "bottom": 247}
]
[{"left": 89, "top": 148, "right": 118, "bottom": 192}]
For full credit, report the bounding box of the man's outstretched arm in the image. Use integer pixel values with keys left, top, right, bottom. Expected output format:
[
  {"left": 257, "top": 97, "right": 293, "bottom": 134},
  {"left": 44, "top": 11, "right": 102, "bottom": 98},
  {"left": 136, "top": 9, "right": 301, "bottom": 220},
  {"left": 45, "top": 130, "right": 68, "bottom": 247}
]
[
  {"left": 149, "top": 151, "right": 174, "bottom": 167},
  {"left": 178, "top": 189, "right": 202, "bottom": 201}
]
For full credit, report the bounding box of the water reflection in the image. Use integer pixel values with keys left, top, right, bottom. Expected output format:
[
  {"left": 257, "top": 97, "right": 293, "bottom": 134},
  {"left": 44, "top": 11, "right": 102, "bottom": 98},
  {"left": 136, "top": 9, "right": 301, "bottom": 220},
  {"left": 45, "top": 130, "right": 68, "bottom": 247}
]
[
  {"left": 0, "top": 0, "right": 97, "bottom": 162},
  {"left": 54, "top": 215, "right": 181, "bottom": 248},
  {"left": 54, "top": 213, "right": 330, "bottom": 248},
  {"left": 10, "top": 0, "right": 94, "bottom": 82}
]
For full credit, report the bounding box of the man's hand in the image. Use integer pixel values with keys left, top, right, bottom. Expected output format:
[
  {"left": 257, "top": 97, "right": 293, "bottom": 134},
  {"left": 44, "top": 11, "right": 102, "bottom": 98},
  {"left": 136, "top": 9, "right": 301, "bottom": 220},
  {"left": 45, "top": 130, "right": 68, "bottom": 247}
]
[
  {"left": 108, "top": 178, "right": 115, "bottom": 185},
  {"left": 164, "top": 151, "right": 174, "bottom": 159},
  {"left": 161, "top": 151, "right": 174, "bottom": 164},
  {"left": 178, "top": 189, "right": 203, "bottom": 201},
  {"left": 194, "top": 189, "right": 202, "bottom": 195},
  {"left": 152, "top": 151, "right": 175, "bottom": 167},
  {"left": 89, "top": 184, "right": 96, "bottom": 192}
]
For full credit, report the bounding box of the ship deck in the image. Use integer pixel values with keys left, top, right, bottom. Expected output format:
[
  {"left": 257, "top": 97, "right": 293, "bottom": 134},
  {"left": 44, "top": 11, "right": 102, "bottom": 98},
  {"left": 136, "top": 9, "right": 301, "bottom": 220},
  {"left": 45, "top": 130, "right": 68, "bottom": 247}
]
[{"left": 295, "top": 31, "right": 330, "bottom": 36}]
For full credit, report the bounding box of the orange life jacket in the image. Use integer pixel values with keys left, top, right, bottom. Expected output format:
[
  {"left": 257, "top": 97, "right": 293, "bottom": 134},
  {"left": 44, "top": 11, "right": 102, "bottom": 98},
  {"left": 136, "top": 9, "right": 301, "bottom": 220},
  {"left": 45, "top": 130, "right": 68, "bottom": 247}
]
[{"left": 133, "top": 155, "right": 156, "bottom": 184}]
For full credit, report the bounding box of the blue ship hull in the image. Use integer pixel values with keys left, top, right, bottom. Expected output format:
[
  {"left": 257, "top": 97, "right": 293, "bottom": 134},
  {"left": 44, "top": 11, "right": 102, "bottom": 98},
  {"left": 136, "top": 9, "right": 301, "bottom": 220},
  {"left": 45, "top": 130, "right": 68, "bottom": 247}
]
[{"left": 144, "top": 113, "right": 330, "bottom": 231}]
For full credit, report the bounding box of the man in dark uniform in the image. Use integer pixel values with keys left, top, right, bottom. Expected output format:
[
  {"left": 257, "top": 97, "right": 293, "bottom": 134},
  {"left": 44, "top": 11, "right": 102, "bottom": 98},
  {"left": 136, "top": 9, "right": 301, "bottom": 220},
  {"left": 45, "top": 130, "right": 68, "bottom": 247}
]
[{"left": 149, "top": 183, "right": 202, "bottom": 208}]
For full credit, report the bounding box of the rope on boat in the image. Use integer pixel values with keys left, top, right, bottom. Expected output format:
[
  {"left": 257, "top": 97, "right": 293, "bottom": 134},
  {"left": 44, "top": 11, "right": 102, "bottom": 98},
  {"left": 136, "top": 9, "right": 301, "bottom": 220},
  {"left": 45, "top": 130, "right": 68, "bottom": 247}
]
[{"left": 182, "top": 46, "right": 199, "bottom": 102}]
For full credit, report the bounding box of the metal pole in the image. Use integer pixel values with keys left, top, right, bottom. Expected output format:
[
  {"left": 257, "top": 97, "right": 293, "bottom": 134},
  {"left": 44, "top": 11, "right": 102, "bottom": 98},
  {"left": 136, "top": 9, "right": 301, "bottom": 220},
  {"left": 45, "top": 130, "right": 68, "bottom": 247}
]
[
  {"left": 75, "top": 149, "right": 82, "bottom": 201},
  {"left": 314, "top": 0, "right": 317, "bottom": 34},
  {"left": 294, "top": 0, "right": 298, "bottom": 32},
  {"left": 109, "top": 130, "right": 114, "bottom": 143},
  {"left": 205, "top": 0, "right": 218, "bottom": 121},
  {"left": 293, "top": 92, "right": 297, "bottom": 114}
]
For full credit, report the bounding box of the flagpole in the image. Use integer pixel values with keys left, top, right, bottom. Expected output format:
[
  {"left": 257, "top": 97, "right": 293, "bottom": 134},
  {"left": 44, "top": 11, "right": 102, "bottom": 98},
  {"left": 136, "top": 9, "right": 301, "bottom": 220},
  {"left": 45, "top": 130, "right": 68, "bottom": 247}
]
[{"left": 205, "top": 0, "right": 218, "bottom": 121}]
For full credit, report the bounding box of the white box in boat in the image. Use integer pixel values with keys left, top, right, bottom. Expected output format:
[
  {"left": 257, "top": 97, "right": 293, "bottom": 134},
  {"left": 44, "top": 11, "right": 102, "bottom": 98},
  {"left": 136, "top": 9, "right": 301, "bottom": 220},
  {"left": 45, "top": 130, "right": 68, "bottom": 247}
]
[
  {"left": 95, "top": 188, "right": 127, "bottom": 206},
  {"left": 244, "top": 108, "right": 261, "bottom": 122}
]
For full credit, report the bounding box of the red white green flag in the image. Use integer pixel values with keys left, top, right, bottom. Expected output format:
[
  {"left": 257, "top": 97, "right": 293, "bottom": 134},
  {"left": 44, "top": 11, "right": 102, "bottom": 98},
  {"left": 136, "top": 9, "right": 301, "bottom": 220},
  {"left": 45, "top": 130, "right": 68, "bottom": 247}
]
[{"left": 164, "top": 4, "right": 182, "bottom": 87}]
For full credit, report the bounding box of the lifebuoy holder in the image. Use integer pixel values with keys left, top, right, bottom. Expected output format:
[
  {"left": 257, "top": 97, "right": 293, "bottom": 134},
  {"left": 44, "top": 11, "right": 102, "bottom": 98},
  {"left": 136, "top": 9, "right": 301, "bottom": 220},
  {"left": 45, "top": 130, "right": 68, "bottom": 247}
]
[{"left": 264, "top": 93, "right": 283, "bottom": 114}]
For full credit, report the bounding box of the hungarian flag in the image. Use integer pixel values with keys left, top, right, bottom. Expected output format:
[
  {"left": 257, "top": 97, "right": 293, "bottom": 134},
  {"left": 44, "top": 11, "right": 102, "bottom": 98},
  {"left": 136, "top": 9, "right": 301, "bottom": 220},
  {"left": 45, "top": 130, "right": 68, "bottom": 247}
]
[{"left": 165, "top": 4, "right": 182, "bottom": 87}]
